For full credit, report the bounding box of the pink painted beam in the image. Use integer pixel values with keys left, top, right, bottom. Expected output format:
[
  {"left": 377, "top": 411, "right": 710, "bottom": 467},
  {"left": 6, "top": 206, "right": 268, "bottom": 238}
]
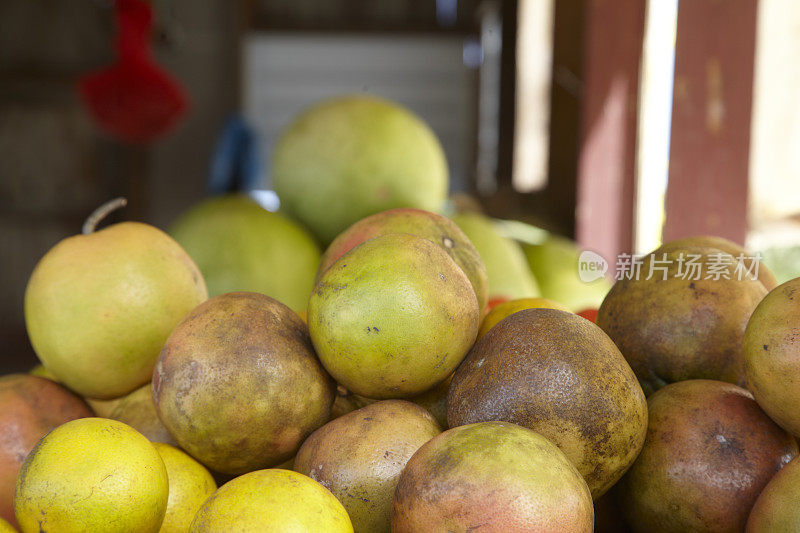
[
  {"left": 575, "top": 0, "right": 646, "bottom": 266},
  {"left": 663, "top": 0, "right": 758, "bottom": 246}
]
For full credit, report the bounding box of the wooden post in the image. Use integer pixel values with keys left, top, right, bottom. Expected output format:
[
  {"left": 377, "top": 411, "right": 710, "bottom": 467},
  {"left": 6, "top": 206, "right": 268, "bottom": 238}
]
[
  {"left": 575, "top": 0, "right": 646, "bottom": 266},
  {"left": 663, "top": 0, "right": 759, "bottom": 245}
]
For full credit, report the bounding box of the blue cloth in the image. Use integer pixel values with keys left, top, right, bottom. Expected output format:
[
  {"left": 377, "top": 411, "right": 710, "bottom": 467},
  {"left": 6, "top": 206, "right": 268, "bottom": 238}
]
[{"left": 208, "top": 115, "right": 262, "bottom": 194}]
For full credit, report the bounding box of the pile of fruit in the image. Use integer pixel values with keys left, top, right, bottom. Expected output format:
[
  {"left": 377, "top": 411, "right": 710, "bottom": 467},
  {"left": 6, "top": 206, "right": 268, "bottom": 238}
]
[{"left": 2, "top": 96, "right": 799, "bottom": 533}]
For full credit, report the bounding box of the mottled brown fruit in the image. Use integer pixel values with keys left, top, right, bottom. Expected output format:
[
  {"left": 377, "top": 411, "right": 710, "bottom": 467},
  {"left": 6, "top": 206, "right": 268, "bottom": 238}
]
[
  {"left": 447, "top": 308, "right": 647, "bottom": 498},
  {"left": 746, "top": 455, "right": 800, "bottom": 532},
  {"left": 295, "top": 400, "right": 441, "bottom": 533},
  {"left": 597, "top": 247, "right": 767, "bottom": 396},
  {"left": 153, "top": 292, "right": 335, "bottom": 474},
  {"left": 0, "top": 374, "right": 92, "bottom": 527},
  {"left": 617, "top": 379, "right": 798, "bottom": 533},
  {"left": 318, "top": 208, "right": 488, "bottom": 312},
  {"left": 109, "top": 383, "right": 177, "bottom": 446},
  {"left": 657, "top": 235, "right": 778, "bottom": 290},
  {"left": 391, "top": 421, "right": 594, "bottom": 532},
  {"left": 743, "top": 277, "right": 800, "bottom": 437}
]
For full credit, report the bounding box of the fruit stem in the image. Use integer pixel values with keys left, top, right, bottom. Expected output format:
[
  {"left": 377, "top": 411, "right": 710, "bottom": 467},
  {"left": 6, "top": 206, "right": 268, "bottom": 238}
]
[{"left": 82, "top": 197, "right": 128, "bottom": 234}]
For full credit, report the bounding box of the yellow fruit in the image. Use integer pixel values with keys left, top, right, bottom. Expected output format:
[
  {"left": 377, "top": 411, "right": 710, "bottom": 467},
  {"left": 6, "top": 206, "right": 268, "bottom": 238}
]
[
  {"left": 25, "top": 219, "right": 208, "bottom": 399},
  {"left": 190, "top": 469, "right": 353, "bottom": 532},
  {"left": 0, "top": 517, "right": 16, "bottom": 532},
  {"left": 524, "top": 235, "right": 612, "bottom": 312},
  {"left": 14, "top": 418, "right": 168, "bottom": 533},
  {"left": 152, "top": 443, "right": 216, "bottom": 533},
  {"left": 451, "top": 212, "right": 540, "bottom": 301},
  {"left": 309, "top": 233, "right": 480, "bottom": 399},
  {"left": 478, "top": 297, "right": 570, "bottom": 339},
  {"left": 744, "top": 277, "right": 800, "bottom": 437}
]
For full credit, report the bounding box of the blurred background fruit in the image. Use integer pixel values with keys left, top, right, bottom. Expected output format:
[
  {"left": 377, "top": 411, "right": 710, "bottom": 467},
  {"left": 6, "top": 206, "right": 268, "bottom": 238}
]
[
  {"left": 272, "top": 95, "right": 448, "bottom": 244},
  {"left": 451, "top": 212, "right": 540, "bottom": 301},
  {"left": 524, "top": 235, "right": 612, "bottom": 311},
  {"left": 170, "top": 194, "right": 320, "bottom": 312}
]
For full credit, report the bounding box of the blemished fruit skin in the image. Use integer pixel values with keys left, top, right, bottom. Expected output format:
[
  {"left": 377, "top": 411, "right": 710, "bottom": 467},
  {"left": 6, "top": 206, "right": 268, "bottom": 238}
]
[
  {"left": 743, "top": 277, "right": 800, "bottom": 437},
  {"left": 170, "top": 194, "right": 321, "bottom": 312},
  {"left": 657, "top": 235, "right": 778, "bottom": 290},
  {"left": 451, "top": 212, "right": 540, "bottom": 301},
  {"left": 746, "top": 455, "right": 800, "bottom": 532},
  {"left": 319, "top": 208, "right": 488, "bottom": 312},
  {"left": 153, "top": 292, "right": 334, "bottom": 474},
  {"left": 294, "top": 400, "right": 441, "bottom": 533},
  {"left": 617, "top": 380, "right": 798, "bottom": 533},
  {"left": 309, "top": 233, "right": 480, "bottom": 399},
  {"left": 448, "top": 309, "right": 647, "bottom": 498},
  {"left": 0, "top": 375, "right": 92, "bottom": 528},
  {"left": 24, "top": 221, "right": 208, "bottom": 399},
  {"left": 272, "top": 95, "right": 448, "bottom": 244},
  {"left": 152, "top": 443, "right": 216, "bottom": 533},
  {"left": 109, "top": 383, "right": 177, "bottom": 446},
  {"left": 391, "top": 421, "right": 594, "bottom": 532},
  {"left": 189, "top": 469, "right": 353, "bottom": 532},
  {"left": 597, "top": 246, "right": 767, "bottom": 396},
  {"left": 478, "top": 296, "right": 570, "bottom": 339},
  {"left": 14, "top": 418, "right": 169, "bottom": 533}
]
